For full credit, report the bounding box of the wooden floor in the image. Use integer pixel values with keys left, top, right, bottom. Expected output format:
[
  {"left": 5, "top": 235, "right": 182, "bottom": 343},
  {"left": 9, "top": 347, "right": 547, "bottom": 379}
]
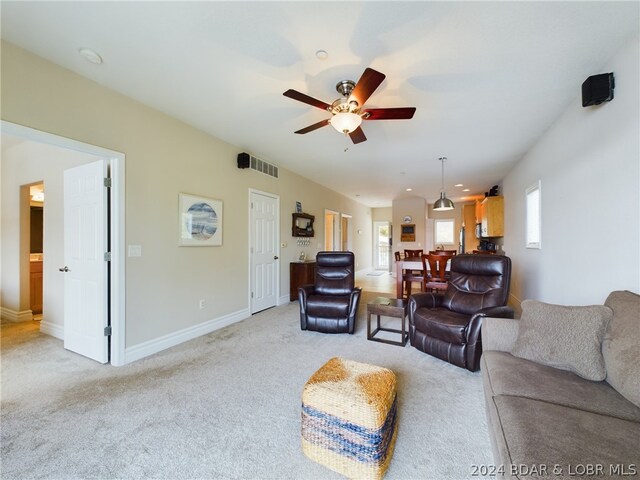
[{"left": 355, "top": 269, "right": 395, "bottom": 295}]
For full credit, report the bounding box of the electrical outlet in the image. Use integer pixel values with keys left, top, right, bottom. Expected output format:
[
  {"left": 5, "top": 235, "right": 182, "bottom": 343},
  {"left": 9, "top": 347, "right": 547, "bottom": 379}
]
[{"left": 199, "top": 299, "right": 205, "bottom": 310}]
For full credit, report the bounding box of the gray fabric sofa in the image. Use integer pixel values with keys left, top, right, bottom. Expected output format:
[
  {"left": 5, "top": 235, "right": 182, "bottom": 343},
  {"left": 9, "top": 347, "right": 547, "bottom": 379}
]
[{"left": 481, "top": 291, "right": 640, "bottom": 479}]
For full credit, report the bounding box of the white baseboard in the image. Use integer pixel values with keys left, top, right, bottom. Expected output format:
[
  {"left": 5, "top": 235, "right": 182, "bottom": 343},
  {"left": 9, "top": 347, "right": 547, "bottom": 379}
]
[
  {"left": 278, "top": 294, "right": 292, "bottom": 305},
  {"left": 1, "top": 307, "right": 33, "bottom": 323},
  {"left": 124, "top": 307, "right": 250, "bottom": 364},
  {"left": 40, "top": 320, "right": 64, "bottom": 339}
]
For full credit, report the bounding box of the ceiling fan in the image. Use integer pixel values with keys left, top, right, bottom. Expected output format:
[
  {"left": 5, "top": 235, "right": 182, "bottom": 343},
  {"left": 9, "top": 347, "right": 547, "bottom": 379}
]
[{"left": 283, "top": 68, "right": 416, "bottom": 144}]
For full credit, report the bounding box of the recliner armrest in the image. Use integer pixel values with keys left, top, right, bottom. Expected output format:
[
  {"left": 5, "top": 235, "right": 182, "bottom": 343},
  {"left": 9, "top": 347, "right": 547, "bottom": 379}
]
[
  {"left": 298, "top": 285, "right": 315, "bottom": 310},
  {"left": 409, "top": 293, "right": 443, "bottom": 320},
  {"left": 481, "top": 316, "right": 521, "bottom": 353}
]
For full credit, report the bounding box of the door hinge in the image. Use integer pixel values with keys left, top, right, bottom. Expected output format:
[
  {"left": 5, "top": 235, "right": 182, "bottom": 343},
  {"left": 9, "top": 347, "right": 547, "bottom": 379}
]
[
  {"left": 104, "top": 326, "right": 112, "bottom": 336},
  {"left": 251, "top": 292, "right": 254, "bottom": 298},
  {"left": 104, "top": 252, "right": 112, "bottom": 261},
  {"left": 104, "top": 177, "right": 112, "bottom": 188}
]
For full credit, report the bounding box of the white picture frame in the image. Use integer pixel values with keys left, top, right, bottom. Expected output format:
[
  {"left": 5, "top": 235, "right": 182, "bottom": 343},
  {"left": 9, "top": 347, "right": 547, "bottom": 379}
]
[{"left": 179, "top": 193, "right": 223, "bottom": 246}]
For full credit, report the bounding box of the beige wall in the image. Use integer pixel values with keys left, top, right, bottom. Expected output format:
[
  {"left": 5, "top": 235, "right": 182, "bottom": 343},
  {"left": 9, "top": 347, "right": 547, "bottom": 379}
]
[
  {"left": 372, "top": 207, "right": 391, "bottom": 223},
  {"left": 1, "top": 41, "right": 372, "bottom": 349},
  {"left": 503, "top": 35, "right": 639, "bottom": 306}
]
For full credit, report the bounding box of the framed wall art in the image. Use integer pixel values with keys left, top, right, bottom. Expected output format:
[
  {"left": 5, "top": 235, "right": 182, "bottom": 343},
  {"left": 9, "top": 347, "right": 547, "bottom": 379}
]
[{"left": 179, "top": 193, "right": 223, "bottom": 246}]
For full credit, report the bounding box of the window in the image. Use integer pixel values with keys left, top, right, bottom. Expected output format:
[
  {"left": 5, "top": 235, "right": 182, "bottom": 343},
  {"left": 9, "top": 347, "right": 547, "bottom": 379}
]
[
  {"left": 526, "top": 181, "right": 541, "bottom": 249},
  {"left": 434, "top": 219, "right": 455, "bottom": 245}
]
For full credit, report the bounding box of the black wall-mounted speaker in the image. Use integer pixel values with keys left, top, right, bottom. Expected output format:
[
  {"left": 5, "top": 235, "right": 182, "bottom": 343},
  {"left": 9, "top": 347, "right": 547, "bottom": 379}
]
[
  {"left": 582, "top": 73, "right": 614, "bottom": 107},
  {"left": 237, "top": 152, "right": 250, "bottom": 169}
]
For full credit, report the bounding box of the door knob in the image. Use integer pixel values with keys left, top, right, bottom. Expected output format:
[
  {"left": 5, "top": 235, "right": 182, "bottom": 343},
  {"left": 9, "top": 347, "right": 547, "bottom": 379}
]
[
  {"left": 59, "top": 266, "right": 70, "bottom": 272},
  {"left": 273, "top": 256, "right": 279, "bottom": 260}
]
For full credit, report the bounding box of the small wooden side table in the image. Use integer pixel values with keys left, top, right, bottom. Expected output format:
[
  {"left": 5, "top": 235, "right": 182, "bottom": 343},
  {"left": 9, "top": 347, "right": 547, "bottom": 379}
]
[{"left": 367, "top": 297, "right": 408, "bottom": 346}]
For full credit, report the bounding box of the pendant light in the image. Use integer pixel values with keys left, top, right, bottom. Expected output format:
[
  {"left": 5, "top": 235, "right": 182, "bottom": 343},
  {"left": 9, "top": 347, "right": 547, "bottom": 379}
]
[{"left": 433, "top": 156, "right": 455, "bottom": 211}]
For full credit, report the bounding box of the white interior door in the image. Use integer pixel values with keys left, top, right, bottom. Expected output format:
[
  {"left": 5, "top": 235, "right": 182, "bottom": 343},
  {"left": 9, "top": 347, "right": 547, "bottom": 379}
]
[
  {"left": 63, "top": 160, "right": 108, "bottom": 363},
  {"left": 250, "top": 191, "right": 279, "bottom": 313}
]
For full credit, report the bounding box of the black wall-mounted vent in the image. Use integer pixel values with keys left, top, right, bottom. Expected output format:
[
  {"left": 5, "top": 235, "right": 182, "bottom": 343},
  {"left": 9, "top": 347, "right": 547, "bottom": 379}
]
[{"left": 237, "top": 152, "right": 279, "bottom": 178}]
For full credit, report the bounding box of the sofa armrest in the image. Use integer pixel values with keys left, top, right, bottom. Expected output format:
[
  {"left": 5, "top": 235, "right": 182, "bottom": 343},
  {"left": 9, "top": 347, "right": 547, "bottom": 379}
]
[{"left": 481, "top": 317, "right": 521, "bottom": 353}]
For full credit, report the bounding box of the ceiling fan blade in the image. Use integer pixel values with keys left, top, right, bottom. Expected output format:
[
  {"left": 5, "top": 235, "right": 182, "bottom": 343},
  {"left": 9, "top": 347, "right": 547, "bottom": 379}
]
[
  {"left": 294, "top": 118, "right": 330, "bottom": 134},
  {"left": 349, "top": 126, "right": 367, "bottom": 144},
  {"left": 363, "top": 107, "right": 416, "bottom": 120},
  {"left": 349, "top": 68, "right": 386, "bottom": 107},
  {"left": 283, "top": 89, "right": 331, "bottom": 111}
]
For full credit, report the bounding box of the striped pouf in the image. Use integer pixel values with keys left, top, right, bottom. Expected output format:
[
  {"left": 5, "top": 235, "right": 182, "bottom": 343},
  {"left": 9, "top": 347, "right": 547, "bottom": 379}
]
[{"left": 301, "top": 357, "right": 398, "bottom": 479}]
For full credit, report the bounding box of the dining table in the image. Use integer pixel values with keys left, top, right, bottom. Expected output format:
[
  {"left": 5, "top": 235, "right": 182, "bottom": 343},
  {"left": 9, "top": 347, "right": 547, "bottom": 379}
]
[{"left": 395, "top": 255, "right": 425, "bottom": 299}]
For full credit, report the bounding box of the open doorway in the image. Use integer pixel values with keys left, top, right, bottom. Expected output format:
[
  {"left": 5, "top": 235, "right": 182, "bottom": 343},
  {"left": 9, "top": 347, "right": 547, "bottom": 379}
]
[
  {"left": 324, "top": 209, "right": 340, "bottom": 251},
  {"left": 28, "top": 183, "right": 45, "bottom": 320},
  {"left": 341, "top": 214, "right": 352, "bottom": 251},
  {"left": 1, "top": 121, "right": 126, "bottom": 365},
  {"left": 373, "top": 221, "right": 391, "bottom": 270}
]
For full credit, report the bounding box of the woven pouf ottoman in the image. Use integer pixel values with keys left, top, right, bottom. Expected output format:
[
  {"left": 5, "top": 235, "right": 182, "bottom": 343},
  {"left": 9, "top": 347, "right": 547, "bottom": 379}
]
[{"left": 301, "top": 357, "right": 398, "bottom": 479}]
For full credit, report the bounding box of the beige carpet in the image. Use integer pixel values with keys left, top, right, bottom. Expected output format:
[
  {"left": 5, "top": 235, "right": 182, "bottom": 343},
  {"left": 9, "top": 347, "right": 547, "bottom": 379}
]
[{"left": 1, "top": 292, "right": 493, "bottom": 479}]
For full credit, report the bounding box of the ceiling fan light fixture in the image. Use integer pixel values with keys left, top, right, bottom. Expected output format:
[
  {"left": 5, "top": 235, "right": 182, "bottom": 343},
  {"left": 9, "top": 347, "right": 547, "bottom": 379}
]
[{"left": 330, "top": 112, "right": 362, "bottom": 134}]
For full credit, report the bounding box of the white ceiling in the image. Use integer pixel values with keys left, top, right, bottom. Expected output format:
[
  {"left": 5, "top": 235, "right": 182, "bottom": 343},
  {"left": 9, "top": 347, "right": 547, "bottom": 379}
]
[{"left": 2, "top": 2, "right": 638, "bottom": 207}]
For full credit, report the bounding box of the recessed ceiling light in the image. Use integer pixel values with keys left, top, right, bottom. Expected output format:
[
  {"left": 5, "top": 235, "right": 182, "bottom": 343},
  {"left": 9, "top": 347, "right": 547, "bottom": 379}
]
[
  {"left": 462, "top": 188, "right": 470, "bottom": 192},
  {"left": 78, "top": 47, "right": 103, "bottom": 65},
  {"left": 406, "top": 188, "right": 413, "bottom": 192},
  {"left": 455, "top": 183, "right": 463, "bottom": 187},
  {"left": 315, "top": 50, "right": 328, "bottom": 60}
]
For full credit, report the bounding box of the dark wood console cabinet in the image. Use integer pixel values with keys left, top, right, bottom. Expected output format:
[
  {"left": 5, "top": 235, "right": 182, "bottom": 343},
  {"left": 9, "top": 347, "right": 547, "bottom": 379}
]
[{"left": 290, "top": 261, "right": 316, "bottom": 301}]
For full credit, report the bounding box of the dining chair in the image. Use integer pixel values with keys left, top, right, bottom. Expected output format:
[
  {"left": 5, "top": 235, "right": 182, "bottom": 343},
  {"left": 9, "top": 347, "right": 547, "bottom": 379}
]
[
  {"left": 422, "top": 253, "right": 455, "bottom": 292},
  {"left": 402, "top": 249, "right": 425, "bottom": 297}
]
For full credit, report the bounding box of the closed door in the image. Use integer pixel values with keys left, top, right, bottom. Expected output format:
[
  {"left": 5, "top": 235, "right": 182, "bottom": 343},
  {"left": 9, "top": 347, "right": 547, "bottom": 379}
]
[
  {"left": 250, "top": 191, "right": 279, "bottom": 313},
  {"left": 62, "top": 160, "right": 109, "bottom": 363}
]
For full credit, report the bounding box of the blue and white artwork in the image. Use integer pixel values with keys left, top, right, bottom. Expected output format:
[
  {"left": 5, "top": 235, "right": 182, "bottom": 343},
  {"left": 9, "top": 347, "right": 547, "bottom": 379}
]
[
  {"left": 186, "top": 202, "right": 217, "bottom": 239},
  {"left": 179, "top": 194, "right": 223, "bottom": 246}
]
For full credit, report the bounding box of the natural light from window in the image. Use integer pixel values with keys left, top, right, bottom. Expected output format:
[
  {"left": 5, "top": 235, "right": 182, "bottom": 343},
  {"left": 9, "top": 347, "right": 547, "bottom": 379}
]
[
  {"left": 526, "top": 181, "right": 541, "bottom": 249},
  {"left": 434, "top": 219, "right": 455, "bottom": 245}
]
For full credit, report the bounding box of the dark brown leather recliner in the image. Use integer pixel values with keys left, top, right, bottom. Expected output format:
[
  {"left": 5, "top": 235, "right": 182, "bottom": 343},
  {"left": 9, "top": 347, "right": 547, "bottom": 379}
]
[
  {"left": 409, "top": 254, "right": 514, "bottom": 371},
  {"left": 298, "top": 251, "right": 361, "bottom": 334}
]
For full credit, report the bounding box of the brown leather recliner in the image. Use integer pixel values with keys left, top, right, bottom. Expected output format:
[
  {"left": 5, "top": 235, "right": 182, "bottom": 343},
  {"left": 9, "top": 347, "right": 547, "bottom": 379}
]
[
  {"left": 298, "top": 251, "right": 361, "bottom": 334},
  {"left": 409, "top": 254, "right": 514, "bottom": 371}
]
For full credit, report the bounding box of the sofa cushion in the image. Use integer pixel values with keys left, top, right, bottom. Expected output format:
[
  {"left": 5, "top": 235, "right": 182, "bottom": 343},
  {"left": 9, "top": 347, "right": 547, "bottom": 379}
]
[
  {"left": 603, "top": 290, "right": 640, "bottom": 408},
  {"left": 482, "top": 351, "right": 640, "bottom": 423},
  {"left": 511, "top": 299, "right": 612, "bottom": 381},
  {"left": 491, "top": 395, "right": 640, "bottom": 477}
]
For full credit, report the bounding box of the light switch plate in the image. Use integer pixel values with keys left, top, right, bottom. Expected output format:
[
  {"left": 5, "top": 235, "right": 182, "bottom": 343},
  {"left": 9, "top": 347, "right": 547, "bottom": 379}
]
[{"left": 128, "top": 245, "right": 142, "bottom": 257}]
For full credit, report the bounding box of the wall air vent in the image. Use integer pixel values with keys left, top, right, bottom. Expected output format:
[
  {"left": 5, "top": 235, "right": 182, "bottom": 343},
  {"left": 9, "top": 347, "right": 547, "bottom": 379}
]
[{"left": 250, "top": 155, "right": 279, "bottom": 179}]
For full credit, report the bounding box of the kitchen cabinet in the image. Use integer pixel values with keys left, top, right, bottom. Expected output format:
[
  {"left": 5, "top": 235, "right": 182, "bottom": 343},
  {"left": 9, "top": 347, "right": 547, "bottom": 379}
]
[
  {"left": 480, "top": 195, "right": 504, "bottom": 237},
  {"left": 30, "top": 260, "right": 43, "bottom": 314},
  {"left": 290, "top": 261, "right": 316, "bottom": 301},
  {"left": 463, "top": 204, "right": 477, "bottom": 252}
]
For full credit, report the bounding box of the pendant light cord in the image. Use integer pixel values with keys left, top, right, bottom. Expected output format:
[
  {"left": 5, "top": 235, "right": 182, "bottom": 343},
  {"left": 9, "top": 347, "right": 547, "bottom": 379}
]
[{"left": 439, "top": 156, "right": 447, "bottom": 191}]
